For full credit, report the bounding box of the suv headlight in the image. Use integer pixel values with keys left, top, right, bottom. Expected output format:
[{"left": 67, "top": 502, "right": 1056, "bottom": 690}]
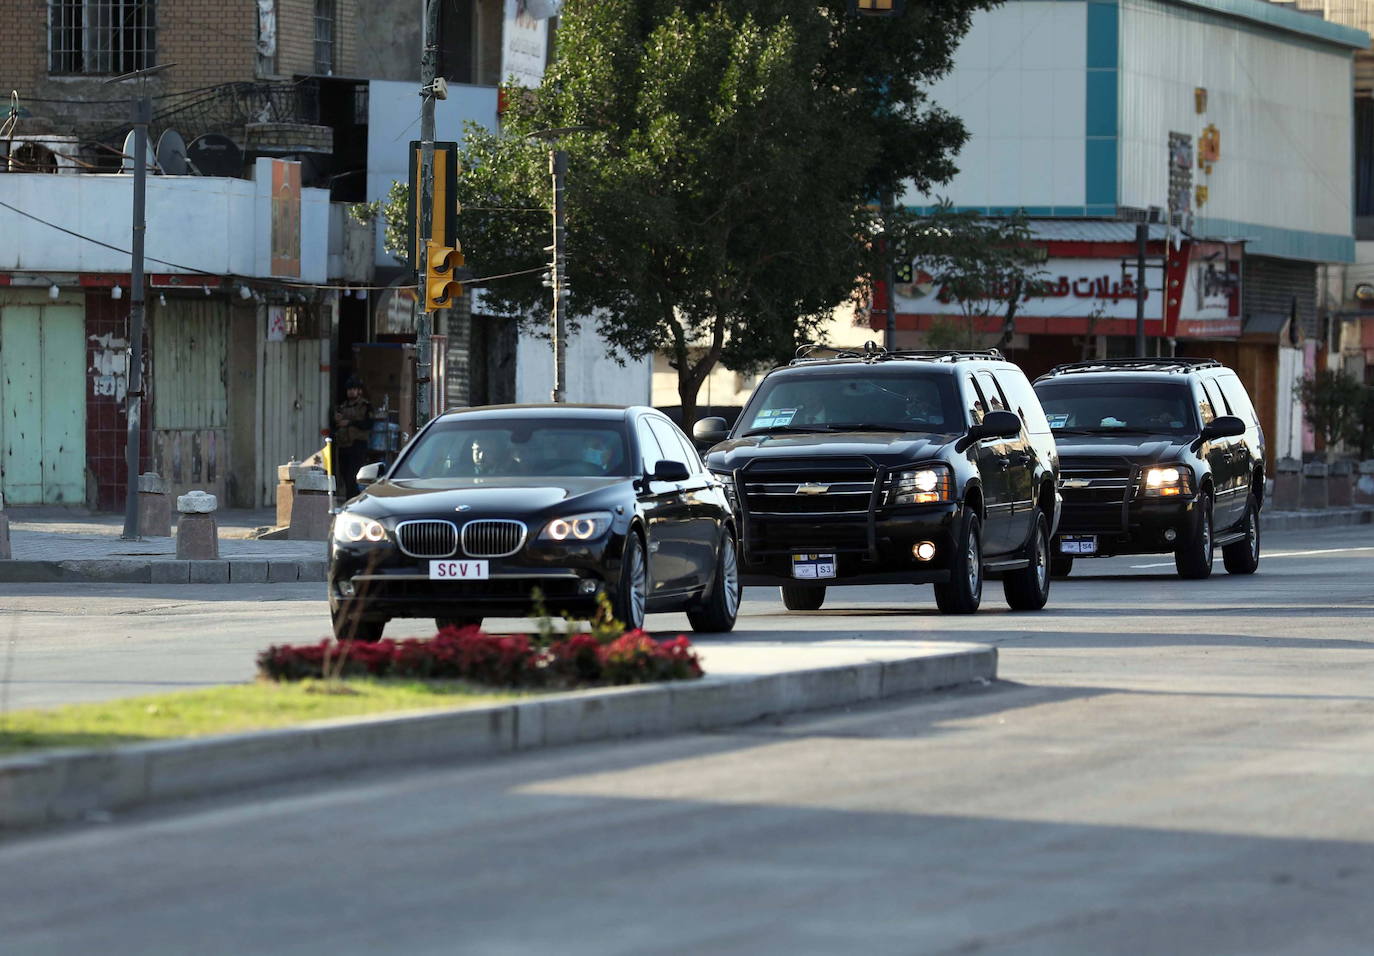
[
  {"left": 710, "top": 469, "right": 739, "bottom": 508},
  {"left": 333, "top": 514, "right": 388, "bottom": 543},
  {"left": 539, "top": 512, "right": 613, "bottom": 542},
  {"left": 1141, "top": 464, "right": 1194, "bottom": 497},
  {"left": 888, "top": 465, "right": 954, "bottom": 506}
]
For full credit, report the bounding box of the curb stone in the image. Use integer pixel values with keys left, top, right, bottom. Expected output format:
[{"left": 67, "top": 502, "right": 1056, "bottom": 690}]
[{"left": 0, "top": 646, "right": 996, "bottom": 830}]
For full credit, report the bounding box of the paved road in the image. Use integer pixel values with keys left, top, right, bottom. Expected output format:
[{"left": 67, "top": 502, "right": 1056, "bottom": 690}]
[{"left": 2, "top": 525, "right": 1373, "bottom": 954}]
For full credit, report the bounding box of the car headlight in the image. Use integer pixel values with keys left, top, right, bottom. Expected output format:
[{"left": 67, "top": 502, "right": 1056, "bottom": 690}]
[
  {"left": 888, "top": 465, "right": 954, "bottom": 506},
  {"left": 710, "top": 469, "right": 739, "bottom": 507},
  {"left": 1141, "top": 464, "right": 1194, "bottom": 497},
  {"left": 539, "top": 512, "right": 613, "bottom": 542},
  {"left": 333, "top": 514, "right": 388, "bottom": 543}
]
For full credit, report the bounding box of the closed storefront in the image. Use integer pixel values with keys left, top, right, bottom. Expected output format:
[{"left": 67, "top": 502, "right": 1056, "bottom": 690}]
[{"left": 151, "top": 298, "right": 231, "bottom": 502}]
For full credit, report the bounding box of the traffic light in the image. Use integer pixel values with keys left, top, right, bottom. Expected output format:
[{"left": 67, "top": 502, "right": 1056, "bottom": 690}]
[{"left": 424, "top": 239, "right": 465, "bottom": 312}]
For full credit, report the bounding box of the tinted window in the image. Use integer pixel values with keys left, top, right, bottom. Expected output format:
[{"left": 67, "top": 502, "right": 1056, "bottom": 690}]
[
  {"left": 975, "top": 371, "right": 1008, "bottom": 413},
  {"left": 738, "top": 371, "right": 961, "bottom": 434},
  {"left": 647, "top": 417, "right": 699, "bottom": 472},
  {"left": 1034, "top": 381, "right": 1199, "bottom": 435},
  {"left": 993, "top": 367, "right": 1051, "bottom": 434},
  {"left": 635, "top": 418, "right": 666, "bottom": 473},
  {"left": 963, "top": 374, "right": 985, "bottom": 425},
  {"left": 1202, "top": 378, "right": 1229, "bottom": 417},
  {"left": 1215, "top": 374, "right": 1257, "bottom": 425},
  {"left": 393, "top": 417, "right": 630, "bottom": 478}
]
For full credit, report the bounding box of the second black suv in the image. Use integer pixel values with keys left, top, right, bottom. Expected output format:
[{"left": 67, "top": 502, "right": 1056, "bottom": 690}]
[
  {"left": 1032, "top": 358, "right": 1266, "bottom": 579},
  {"left": 693, "top": 346, "right": 1060, "bottom": 614}
]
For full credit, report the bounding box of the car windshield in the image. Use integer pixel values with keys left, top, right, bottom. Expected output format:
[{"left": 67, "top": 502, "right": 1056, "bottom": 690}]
[
  {"left": 391, "top": 417, "right": 631, "bottom": 479},
  {"left": 1034, "top": 381, "right": 1198, "bottom": 435},
  {"left": 738, "top": 371, "right": 960, "bottom": 435}
]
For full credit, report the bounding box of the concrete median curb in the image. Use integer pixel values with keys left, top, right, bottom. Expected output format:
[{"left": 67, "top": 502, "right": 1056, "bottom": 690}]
[
  {"left": 0, "top": 645, "right": 996, "bottom": 830},
  {"left": 1259, "top": 507, "right": 1373, "bottom": 532},
  {"left": 0, "top": 558, "right": 328, "bottom": 585}
]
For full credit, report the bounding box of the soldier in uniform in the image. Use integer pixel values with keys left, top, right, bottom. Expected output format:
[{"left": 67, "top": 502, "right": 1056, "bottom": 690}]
[{"left": 334, "top": 375, "right": 373, "bottom": 499}]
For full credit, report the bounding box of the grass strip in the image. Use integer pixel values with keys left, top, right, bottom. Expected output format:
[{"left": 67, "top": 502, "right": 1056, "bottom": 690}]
[{"left": 0, "top": 679, "right": 525, "bottom": 756}]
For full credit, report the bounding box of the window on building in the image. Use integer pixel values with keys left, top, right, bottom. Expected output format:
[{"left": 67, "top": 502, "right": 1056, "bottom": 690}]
[
  {"left": 49, "top": 0, "right": 157, "bottom": 75},
  {"left": 314, "top": 0, "right": 336, "bottom": 75}
]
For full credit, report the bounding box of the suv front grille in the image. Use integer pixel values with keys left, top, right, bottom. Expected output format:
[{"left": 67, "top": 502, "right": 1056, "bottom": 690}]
[
  {"left": 742, "top": 458, "right": 878, "bottom": 517},
  {"left": 1058, "top": 458, "right": 1135, "bottom": 533},
  {"left": 461, "top": 519, "right": 527, "bottom": 558},
  {"left": 397, "top": 520, "right": 459, "bottom": 558}
]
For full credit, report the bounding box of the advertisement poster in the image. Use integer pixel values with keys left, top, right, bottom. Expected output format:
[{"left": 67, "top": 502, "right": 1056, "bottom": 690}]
[
  {"left": 269, "top": 159, "right": 301, "bottom": 278},
  {"left": 500, "top": 0, "right": 551, "bottom": 89}
]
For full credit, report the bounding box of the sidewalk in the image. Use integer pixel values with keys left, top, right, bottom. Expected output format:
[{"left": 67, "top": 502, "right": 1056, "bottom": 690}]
[
  {"left": 1, "top": 503, "right": 1370, "bottom": 585},
  {"left": 0, "top": 506, "right": 326, "bottom": 584}
]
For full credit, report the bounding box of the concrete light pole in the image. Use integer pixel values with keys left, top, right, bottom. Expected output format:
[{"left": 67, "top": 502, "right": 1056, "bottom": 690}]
[
  {"left": 106, "top": 63, "right": 173, "bottom": 541},
  {"left": 414, "top": 0, "right": 443, "bottom": 427},
  {"left": 528, "top": 127, "right": 591, "bottom": 403}
]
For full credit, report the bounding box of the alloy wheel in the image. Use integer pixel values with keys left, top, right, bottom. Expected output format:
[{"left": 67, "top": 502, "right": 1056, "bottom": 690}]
[{"left": 722, "top": 538, "right": 740, "bottom": 618}]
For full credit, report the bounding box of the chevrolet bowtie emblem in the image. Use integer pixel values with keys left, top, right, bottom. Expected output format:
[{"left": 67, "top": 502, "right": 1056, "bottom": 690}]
[
  {"left": 796, "top": 482, "right": 831, "bottom": 495},
  {"left": 1060, "top": 478, "right": 1091, "bottom": 489}
]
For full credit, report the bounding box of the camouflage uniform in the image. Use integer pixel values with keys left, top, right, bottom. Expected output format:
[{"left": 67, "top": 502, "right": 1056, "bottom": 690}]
[{"left": 334, "top": 393, "right": 373, "bottom": 498}]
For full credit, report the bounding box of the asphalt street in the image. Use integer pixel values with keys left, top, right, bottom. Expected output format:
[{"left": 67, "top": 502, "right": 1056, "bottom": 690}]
[{"left": 2, "top": 523, "right": 1373, "bottom": 954}]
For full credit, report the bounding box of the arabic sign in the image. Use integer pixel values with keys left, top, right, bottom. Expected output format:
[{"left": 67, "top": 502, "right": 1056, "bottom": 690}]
[
  {"left": 1175, "top": 241, "right": 1241, "bottom": 338},
  {"left": 500, "top": 0, "right": 550, "bottom": 89},
  {"left": 895, "top": 258, "right": 1158, "bottom": 320}
]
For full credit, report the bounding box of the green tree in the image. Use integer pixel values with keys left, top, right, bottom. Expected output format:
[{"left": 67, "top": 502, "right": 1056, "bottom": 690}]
[
  {"left": 434, "top": 0, "right": 995, "bottom": 424},
  {"left": 895, "top": 202, "right": 1047, "bottom": 352},
  {"left": 1295, "top": 368, "right": 1364, "bottom": 460}
]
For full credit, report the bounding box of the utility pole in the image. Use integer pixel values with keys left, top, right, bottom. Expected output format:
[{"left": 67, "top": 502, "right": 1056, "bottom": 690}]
[
  {"left": 550, "top": 148, "right": 567, "bottom": 402},
  {"left": 884, "top": 194, "right": 898, "bottom": 351},
  {"left": 415, "top": 0, "right": 441, "bottom": 427},
  {"left": 107, "top": 63, "right": 172, "bottom": 541},
  {"left": 1134, "top": 222, "right": 1148, "bottom": 357}
]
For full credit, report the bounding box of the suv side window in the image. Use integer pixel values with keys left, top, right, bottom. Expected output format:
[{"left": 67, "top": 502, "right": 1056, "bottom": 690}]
[
  {"left": 1195, "top": 381, "right": 1218, "bottom": 425},
  {"left": 1201, "top": 377, "right": 1230, "bottom": 417},
  {"left": 975, "top": 371, "right": 1008, "bottom": 413},
  {"left": 1216, "top": 374, "right": 1257, "bottom": 425},
  {"left": 963, "top": 374, "right": 986, "bottom": 425},
  {"left": 993, "top": 367, "right": 1050, "bottom": 434}
]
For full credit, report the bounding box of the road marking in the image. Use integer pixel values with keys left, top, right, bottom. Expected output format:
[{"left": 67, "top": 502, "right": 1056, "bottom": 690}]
[{"left": 1131, "top": 545, "right": 1374, "bottom": 568}]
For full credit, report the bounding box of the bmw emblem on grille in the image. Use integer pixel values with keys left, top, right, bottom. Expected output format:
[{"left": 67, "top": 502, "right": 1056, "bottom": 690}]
[
  {"left": 795, "top": 482, "right": 831, "bottom": 496},
  {"left": 455, "top": 504, "right": 472, "bottom": 512}
]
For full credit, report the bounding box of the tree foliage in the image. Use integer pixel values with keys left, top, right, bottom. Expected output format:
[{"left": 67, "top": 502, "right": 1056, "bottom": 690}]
[
  {"left": 434, "top": 0, "right": 996, "bottom": 421},
  {"left": 1295, "top": 368, "right": 1366, "bottom": 459}
]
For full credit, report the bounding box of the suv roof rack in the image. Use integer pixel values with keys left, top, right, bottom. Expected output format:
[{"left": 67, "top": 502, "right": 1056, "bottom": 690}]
[
  {"left": 1043, "top": 357, "right": 1223, "bottom": 376},
  {"left": 791, "top": 342, "right": 1004, "bottom": 366}
]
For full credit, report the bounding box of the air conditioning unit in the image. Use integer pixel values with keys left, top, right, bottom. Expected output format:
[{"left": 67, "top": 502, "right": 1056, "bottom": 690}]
[{"left": 1, "top": 135, "right": 82, "bottom": 174}]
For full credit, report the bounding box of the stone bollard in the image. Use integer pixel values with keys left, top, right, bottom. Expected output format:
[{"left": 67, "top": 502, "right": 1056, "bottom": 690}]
[
  {"left": 137, "top": 472, "right": 172, "bottom": 537},
  {"left": 176, "top": 490, "right": 220, "bottom": 559},
  {"left": 1355, "top": 461, "right": 1374, "bottom": 507},
  {"left": 1272, "top": 458, "right": 1302, "bottom": 511},
  {"left": 275, "top": 459, "right": 299, "bottom": 528},
  {"left": 0, "top": 490, "right": 10, "bottom": 560},
  {"left": 288, "top": 467, "right": 335, "bottom": 541},
  {"left": 1328, "top": 459, "right": 1355, "bottom": 508},
  {"left": 1300, "top": 461, "right": 1329, "bottom": 511}
]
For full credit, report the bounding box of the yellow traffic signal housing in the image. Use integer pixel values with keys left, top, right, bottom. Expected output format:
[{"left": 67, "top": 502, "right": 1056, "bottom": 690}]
[{"left": 424, "top": 239, "right": 465, "bottom": 312}]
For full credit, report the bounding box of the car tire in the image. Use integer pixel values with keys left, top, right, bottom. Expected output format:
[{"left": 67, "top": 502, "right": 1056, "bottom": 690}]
[
  {"left": 1050, "top": 555, "right": 1074, "bottom": 578},
  {"left": 687, "top": 533, "right": 742, "bottom": 633},
  {"left": 1222, "top": 495, "right": 1261, "bottom": 575},
  {"left": 436, "top": 616, "right": 483, "bottom": 632},
  {"left": 1175, "top": 491, "right": 1215, "bottom": 580},
  {"left": 332, "top": 608, "right": 385, "bottom": 643},
  {"left": 1003, "top": 514, "right": 1051, "bottom": 611},
  {"left": 934, "top": 512, "right": 983, "bottom": 614},
  {"left": 612, "top": 531, "right": 648, "bottom": 631},
  {"left": 780, "top": 585, "right": 826, "bottom": 611}
]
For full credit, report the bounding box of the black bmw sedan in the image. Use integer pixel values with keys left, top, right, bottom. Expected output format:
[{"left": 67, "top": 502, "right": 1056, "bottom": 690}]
[{"left": 328, "top": 404, "right": 741, "bottom": 641}]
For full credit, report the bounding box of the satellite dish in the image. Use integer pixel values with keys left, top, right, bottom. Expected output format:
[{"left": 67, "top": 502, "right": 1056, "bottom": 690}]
[
  {"left": 156, "top": 128, "right": 189, "bottom": 175},
  {"left": 119, "top": 130, "right": 156, "bottom": 174},
  {"left": 186, "top": 133, "right": 244, "bottom": 178}
]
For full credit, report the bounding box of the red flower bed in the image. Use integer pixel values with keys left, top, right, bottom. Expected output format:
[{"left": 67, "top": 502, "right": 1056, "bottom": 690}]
[{"left": 257, "top": 626, "right": 704, "bottom": 688}]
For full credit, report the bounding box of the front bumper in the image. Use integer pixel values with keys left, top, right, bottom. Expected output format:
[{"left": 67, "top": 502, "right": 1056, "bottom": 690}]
[
  {"left": 1056, "top": 495, "right": 1201, "bottom": 557},
  {"left": 738, "top": 502, "right": 961, "bottom": 587},
  {"left": 328, "top": 534, "right": 623, "bottom": 621}
]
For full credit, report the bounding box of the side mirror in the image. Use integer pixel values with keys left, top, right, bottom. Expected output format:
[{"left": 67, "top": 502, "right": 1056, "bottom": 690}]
[
  {"left": 1202, "top": 415, "right": 1246, "bottom": 440},
  {"left": 692, "top": 417, "right": 729, "bottom": 445},
  {"left": 968, "top": 409, "right": 1022, "bottom": 442},
  {"left": 652, "top": 460, "right": 691, "bottom": 482},
  {"left": 356, "top": 462, "right": 385, "bottom": 488}
]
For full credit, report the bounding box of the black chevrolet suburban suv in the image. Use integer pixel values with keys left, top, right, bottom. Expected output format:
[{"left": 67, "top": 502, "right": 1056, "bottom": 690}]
[
  {"left": 1032, "top": 358, "right": 1265, "bottom": 579},
  {"left": 693, "top": 346, "right": 1060, "bottom": 614}
]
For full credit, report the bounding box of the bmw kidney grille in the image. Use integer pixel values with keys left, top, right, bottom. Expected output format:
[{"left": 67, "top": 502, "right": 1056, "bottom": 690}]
[
  {"left": 396, "top": 520, "right": 459, "bottom": 558},
  {"left": 461, "top": 519, "right": 527, "bottom": 558}
]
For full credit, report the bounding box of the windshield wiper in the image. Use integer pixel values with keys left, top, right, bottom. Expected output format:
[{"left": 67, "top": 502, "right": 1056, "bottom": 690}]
[
  {"left": 825, "top": 423, "right": 934, "bottom": 433},
  {"left": 741, "top": 424, "right": 837, "bottom": 437}
]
